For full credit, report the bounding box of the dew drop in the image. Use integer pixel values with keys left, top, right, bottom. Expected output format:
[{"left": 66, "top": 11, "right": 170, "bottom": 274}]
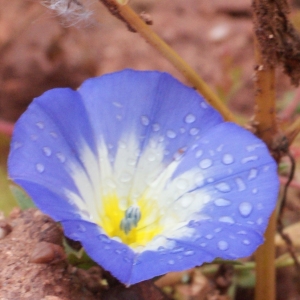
[
  {"left": 56, "top": 152, "right": 66, "bottom": 163},
  {"left": 235, "top": 177, "right": 246, "bottom": 191},
  {"left": 189, "top": 128, "right": 199, "bottom": 136},
  {"left": 243, "top": 239, "right": 250, "bottom": 245},
  {"left": 195, "top": 173, "right": 204, "bottom": 186},
  {"left": 200, "top": 242, "right": 207, "bottom": 247},
  {"left": 147, "top": 154, "right": 156, "bottom": 162},
  {"left": 168, "top": 260, "right": 175, "bottom": 265},
  {"left": 185, "top": 114, "right": 196, "bottom": 123},
  {"left": 141, "top": 115, "right": 150, "bottom": 126},
  {"left": 257, "top": 217, "right": 263, "bottom": 225},
  {"left": 30, "top": 135, "right": 38, "bottom": 141},
  {"left": 219, "top": 216, "right": 235, "bottom": 224},
  {"left": 98, "top": 235, "right": 111, "bottom": 243},
  {"left": 43, "top": 147, "right": 52, "bottom": 157},
  {"left": 50, "top": 132, "right": 58, "bottom": 138},
  {"left": 36, "top": 122, "right": 44, "bottom": 129},
  {"left": 195, "top": 150, "right": 203, "bottom": 158},
  {"left": 218, "top": 240, "right": 229, "bottom": 251},
  {"left": 179, "top": 127, "right": 186, "bottom": 133},
  {"left": 248, "top": 168, "right": 258, "bottom": 180},
  {"left": 184, "top": 250, "right": 194, "bottom": 256},
  {"left": 215, "top": 182, "right": 231, "bottom": 192},
  {"left": 222, "top": 154, "right": 234, "bottom": 165},
  {"left": 179, "top": 194, "right": 193, "bottom": 208},
  {"left": 166, "top": 130, "right": 176, "bottom": 138},
  {"left": 77, "top": 224, "right": 86, "bottom": 232},
  {"left": 115, "top": 249, "right": 122, "bottom": 254},
  {"left": 205, "top": 234, "right": 213, "bottom": 240},
  {"left": 246, "top": 144, "right": 262, "bottom": 152},
  {"left": 171, "top": 247, "right": 184, "bottom": 253},
  {"left": 199, "top": 158, "right": 212, "bottom": 169},
  {"left": 13, "top": 141, "right": 22, "bottom": 150},
  {"left": 113, "top": 101, "right": 123, "bottom": 108},
  {"left": 239, "top": 202, "right": 253, "bottom": 217},
  {"left": 152, "top": 123, "right": 160, "bottom": 132},
  {"left": 116, "top": 114, "right": 122, "bottom": 120},
  {"left": 36, "top": 163, "right": 45, "bottom": 173},
  {"left": 252, "top": 188, "right": 258, "bottom": 194},
  {"left": 214, "top": 198, "right": 231, "bottom": 207},
  {"left": 214, "top": 227, "right": 222, "bottom": 233},
  {"left": 176, "top": 178, "right": 188, "bottom": 190},
  {"left": 201, "top": 102, "right": 208, "bottom": 109},
  {"left": 127, "top": 158, "right": 136, "bottom": 166},
  {"left": 242, "top": 156, "right": 258, "bottom": 164},
  {"left": 120, "top": 173, "right": 132, "bottom": 183}
]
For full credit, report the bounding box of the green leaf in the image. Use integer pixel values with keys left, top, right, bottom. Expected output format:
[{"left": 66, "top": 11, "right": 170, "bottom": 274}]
[{"left": 9, "top": 184, "right": 35, "bottom": 210}]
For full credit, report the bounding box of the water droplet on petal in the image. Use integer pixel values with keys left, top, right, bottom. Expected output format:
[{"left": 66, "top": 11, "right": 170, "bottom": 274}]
[
  {"left": 166, "top": 130, "right": 176, "bottom": 138},
  {"left": 214, "top": 198, "right": 231, "bottom": 206},
  {"left": 199, "top": 159, "right": 212, "bottom": 169},
  {"left": 168, "top": 260, "right": 175, "bottom": 265},
  {"left": 176, "top": 178, "right": 188, "bottom": 190},
  {"left": 242, "top": 156, "right": 258, "bottom": 164},
  {"left": 222, "top": 154, "right": 234, "bottom": 165},
  {"left": 98, "top": 234, "right": 111, "bottom": 243},
  {"left": 215, "top": 182, "right": 231, "bottom": 192},
  {"left": 256, "top": 217, "right": 263, "bottom": 225},
  {"left": 30, "top": 135, "right": 38, "bottom": 141},
  {"left": 77, "top": 224, "right": 86, "bottom": 232},
  {"left": 201, "top": 102, "right": 208, "bottom": 109},
  {"left": 219, "top": 216, "right": 235, "bottom": 224},
  {"left": 171, "top": 247, "right": 184, "bottom": 254},
  {"left": 239, "top": 202, "right": 253, "bottom": 217},
  {"left": 113, "top": 101, "right": 123, "bottom": 108},
  {"left": 205, "top": 234, "right": 213, "bottom": 240},
  {"left": 147, "top": 154, "right": 156, "bottom": 162},
  {"left": 50, "top": 132, "right": 57, "bottom": 138},
  {"left": 243, "top": 239, "right": 250, "bottom": 245},
  {"left": 200, "top": 242, "right": 207, "bottom": 247},
  {"left": 13, "top": 142, "right": 22, "bottom": 150},
  {"left": 127, "top": 158, "right": 136, "bottom": 166},
  {"left": 235, "top": 177, "right": 246, "bottom": 191},
  {"left": 152, "top": 123, "right": 160, "bottom": 132},
  {"left": 189, "top": 128, "right": 199, "bottom": 136},
  {"left": 179, "top": 194, "right": 193, "bottom": 208},
  {"left": 195, "top": 150, "right": 203, "bottom": 158},
  {"left": 184, "top": 250, "right": 194, "bottom": 256},
  {"left": 195, "top": 173, "right": 204, "bottom": 186},
  {"left": 141, "top": 115, "right": 150, "bottom": 126},
  {"left": 185, "top": 114, "right": 196, "bottom": 123},
  {"left": 36, "top": 122, "right": 44, "bottom": 129},
  {"left": 56, "top": 152, "right": 66, "bottom": 163},
  {"left": 36, "top": 163, "right": 45, "bottom": 173},
  {"left": 218, "top": 240, "right": 229, "bottom": 250},
  {"left": 248, "top": 168, "right": 258, "bottom": 180},
  {"left": 120, "top": 173, "right": 132, "bottom": 183},
  {"left": 43, "top": 147, "right": 52, "bottom": 157}
]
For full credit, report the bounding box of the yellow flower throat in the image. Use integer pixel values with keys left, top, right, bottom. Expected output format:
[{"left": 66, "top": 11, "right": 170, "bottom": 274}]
[{"left": 98, "top": 193, "right": 163, "bottom": 248}]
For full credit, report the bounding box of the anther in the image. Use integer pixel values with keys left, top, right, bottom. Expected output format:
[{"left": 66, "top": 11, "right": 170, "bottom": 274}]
[{"left": 120, "top": 206, "right": 141, "bottom": 235}]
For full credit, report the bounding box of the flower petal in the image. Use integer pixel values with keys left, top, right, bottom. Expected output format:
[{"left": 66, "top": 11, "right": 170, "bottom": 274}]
[{"left": 8, "top": 69, "right": 279, "bottom": 285}]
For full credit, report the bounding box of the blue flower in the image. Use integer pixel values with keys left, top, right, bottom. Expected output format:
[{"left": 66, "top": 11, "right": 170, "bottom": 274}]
[{"left": 8, "top": 69, "right": 279, "bottom": 285}]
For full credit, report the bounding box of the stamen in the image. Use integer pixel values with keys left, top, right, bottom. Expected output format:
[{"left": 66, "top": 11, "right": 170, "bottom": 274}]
[{"left": 120, "top": 205, "right": 141, "bottom": 234}]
